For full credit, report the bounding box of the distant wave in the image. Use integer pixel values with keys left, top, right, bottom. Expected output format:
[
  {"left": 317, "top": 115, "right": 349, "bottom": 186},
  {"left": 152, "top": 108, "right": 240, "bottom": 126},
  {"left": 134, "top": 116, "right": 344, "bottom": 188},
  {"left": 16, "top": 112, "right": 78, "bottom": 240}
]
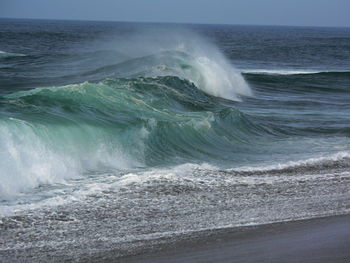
[
  {"left": 242, "top": 69, "right": 350, "bottom": 76},
  {"left": 0, "top": 50, "right": 26, "bottom": 58},
  {"left": 230, "top": 151, "right": 350, "bottom": 175}
]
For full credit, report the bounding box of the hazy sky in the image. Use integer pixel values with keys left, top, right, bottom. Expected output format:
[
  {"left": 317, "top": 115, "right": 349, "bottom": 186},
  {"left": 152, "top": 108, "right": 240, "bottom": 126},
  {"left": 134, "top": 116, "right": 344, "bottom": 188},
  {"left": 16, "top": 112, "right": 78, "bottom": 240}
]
[{"left": 1, "top": 0, "right": 350, "bottom": 27}]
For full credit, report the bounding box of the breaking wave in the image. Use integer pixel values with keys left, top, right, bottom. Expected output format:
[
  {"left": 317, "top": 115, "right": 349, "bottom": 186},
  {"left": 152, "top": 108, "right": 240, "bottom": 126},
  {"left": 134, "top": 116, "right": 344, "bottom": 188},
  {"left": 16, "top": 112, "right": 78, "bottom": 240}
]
[{"left": 0, "top": 74, "right": 255, "bottom": 197}]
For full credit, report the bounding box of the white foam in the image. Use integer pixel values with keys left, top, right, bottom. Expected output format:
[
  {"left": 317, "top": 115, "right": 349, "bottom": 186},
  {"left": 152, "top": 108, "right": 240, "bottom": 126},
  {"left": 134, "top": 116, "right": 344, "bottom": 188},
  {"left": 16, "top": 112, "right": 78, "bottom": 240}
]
[
  {"left": 0, "top": 50, "right": 26, "bottom": 57},
  {"left": 0, "top": 117, "right": 141, "bottom": 199},
  {"left": 118, "top": 163, "right": 218, "bottom": 186},
  {"left": 170, "top": 39, "right": 252, "bottom": 100},
  {"left": 116, "top": 157, "right": 350, "bottom": 190},
  {"left": 232, "top": 151, "right": 350, "bottom": 173}
]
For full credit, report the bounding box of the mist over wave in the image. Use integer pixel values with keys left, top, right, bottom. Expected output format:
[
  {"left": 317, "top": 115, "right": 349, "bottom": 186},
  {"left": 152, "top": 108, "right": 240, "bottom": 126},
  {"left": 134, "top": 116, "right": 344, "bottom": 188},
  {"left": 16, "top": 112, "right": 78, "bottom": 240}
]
[{"left": 78, "top": 29, "right": 252, "bottom": 100}]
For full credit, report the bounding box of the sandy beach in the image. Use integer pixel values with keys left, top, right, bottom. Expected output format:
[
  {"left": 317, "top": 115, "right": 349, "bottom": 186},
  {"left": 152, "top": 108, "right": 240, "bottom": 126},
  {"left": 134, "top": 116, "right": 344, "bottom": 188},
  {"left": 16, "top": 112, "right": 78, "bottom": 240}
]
[{"left": 107, "top": 214, "right": 350, "bottom": 263}]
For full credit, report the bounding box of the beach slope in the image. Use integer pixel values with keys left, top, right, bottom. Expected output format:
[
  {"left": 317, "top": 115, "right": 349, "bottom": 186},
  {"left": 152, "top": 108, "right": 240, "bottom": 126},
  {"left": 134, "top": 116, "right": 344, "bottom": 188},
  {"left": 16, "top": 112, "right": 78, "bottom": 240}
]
[{"left": 119, "top": 215, "right": 350, "bottom": 263}]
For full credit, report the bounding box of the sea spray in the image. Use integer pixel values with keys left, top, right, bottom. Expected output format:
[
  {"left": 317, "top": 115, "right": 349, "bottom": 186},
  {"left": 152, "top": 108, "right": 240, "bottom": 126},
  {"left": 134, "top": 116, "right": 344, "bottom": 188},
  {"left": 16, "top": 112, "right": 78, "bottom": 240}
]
[{"left": 85, "top": 29, "right": 252, "bottom": 100}]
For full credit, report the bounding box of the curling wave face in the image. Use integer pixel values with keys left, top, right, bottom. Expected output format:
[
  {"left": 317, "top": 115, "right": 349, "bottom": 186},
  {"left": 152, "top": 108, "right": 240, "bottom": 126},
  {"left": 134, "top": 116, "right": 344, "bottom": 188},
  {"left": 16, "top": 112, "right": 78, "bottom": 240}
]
[{"left": 0, "top": 75, "right": 259, "bottom": 197}]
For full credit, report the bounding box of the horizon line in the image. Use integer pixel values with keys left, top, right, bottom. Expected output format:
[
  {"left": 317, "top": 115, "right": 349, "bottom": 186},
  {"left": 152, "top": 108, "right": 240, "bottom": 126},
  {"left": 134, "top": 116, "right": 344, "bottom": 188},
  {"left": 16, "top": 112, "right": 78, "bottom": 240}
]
[{"left": 0, "top": 16, "right": 349, "bottom": 29}]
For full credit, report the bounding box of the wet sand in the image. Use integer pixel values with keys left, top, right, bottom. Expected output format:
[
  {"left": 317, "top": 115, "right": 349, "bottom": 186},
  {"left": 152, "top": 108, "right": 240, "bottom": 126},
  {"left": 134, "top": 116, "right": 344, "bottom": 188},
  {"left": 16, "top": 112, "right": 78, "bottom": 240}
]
[{"left": 115, "top": 214, "right": 350, "bottom": 263}]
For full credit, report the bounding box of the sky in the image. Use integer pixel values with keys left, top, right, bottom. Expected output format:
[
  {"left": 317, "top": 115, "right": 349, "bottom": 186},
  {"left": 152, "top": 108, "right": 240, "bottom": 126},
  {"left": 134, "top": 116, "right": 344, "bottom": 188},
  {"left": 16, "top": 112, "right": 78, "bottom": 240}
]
[{"left": 1, "top": 0, "right": 350, "bottom": 27}]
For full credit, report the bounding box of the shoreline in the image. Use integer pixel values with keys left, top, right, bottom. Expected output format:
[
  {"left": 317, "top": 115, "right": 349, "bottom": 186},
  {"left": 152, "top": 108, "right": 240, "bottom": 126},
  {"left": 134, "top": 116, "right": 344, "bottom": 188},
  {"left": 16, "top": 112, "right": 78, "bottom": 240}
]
[{"left": 89, "top": 214, "right": 350, "bottom": 263}]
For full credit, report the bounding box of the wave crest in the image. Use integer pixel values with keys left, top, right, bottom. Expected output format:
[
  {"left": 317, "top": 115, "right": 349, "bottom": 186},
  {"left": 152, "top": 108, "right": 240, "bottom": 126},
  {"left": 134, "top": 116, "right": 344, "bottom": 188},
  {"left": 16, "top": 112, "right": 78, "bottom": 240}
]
[{"left": 79, "top": 30, "right": 252, "bottom": 101}]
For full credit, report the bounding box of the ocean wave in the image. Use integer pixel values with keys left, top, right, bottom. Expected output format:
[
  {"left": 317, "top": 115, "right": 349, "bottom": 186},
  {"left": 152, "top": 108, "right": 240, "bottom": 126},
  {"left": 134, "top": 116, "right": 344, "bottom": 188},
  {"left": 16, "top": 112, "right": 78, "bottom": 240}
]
[
  {"left": 0, "top": 76, "right": 261, "bottom": 198},
  {"left": 84, "top": 151, "right": 350, "bottom": 200}
]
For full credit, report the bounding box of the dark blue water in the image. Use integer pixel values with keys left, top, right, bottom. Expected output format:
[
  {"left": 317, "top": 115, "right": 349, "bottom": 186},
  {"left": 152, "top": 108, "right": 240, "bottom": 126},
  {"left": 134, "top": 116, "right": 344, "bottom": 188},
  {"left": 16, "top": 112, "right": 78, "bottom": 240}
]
[{"left": 1, "top": 19, "right": 350, "bottom": 261}]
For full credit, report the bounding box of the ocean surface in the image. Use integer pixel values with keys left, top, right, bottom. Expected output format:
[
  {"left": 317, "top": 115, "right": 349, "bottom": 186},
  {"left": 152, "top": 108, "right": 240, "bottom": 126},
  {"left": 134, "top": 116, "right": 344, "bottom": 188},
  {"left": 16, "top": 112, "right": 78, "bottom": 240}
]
[{"left": 1, "top": 19, "right": 350, "bottom": 261}]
